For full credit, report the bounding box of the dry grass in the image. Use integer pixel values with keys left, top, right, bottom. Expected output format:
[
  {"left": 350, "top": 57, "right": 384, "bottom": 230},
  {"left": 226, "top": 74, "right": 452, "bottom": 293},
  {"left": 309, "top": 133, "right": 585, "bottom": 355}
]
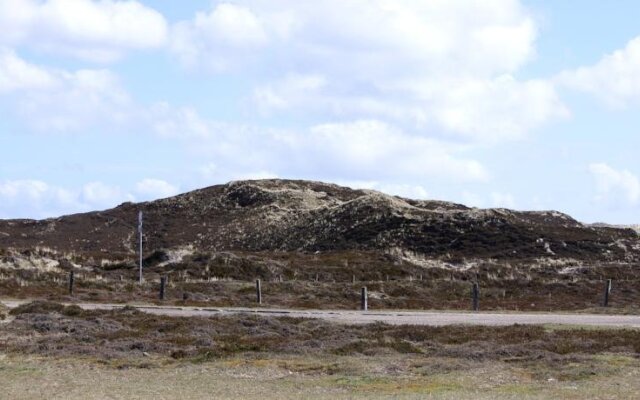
[
  {"left": 3, "top": 301, "right": 640, "bottom": 365},
  {"left": 2, "top": 302, "right": 640, "bottom": 398},
  {"left": 1, "top": 353, "right": 640, "bottom": 399}
]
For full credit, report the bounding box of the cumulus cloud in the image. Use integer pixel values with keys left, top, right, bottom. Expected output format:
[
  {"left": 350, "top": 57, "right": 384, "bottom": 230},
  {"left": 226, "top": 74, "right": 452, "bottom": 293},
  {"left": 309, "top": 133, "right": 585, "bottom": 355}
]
[
  {"left": 558, "top": 37, "right": 640, "bottom": 108},
  {"left": 158, "top": 110, "right": 488, "bottom": 184},
  {"left": 173, "top": 0, "right": 564, "bottom": 139},
  {"left": 0, "top": 0, "right": 168, "bottom": 62},
  {"left": 300, "top": 120, "right": 488, "bottom": 181},
  {"left": 170, "top": 2, "right": 269, "bottom": 71},
  {"left": 425, "top": 76, "right": 568, "bottom": 140},
  {"left": 172, "top": 0, "right": 536, "bottom": 75},
  {"left": 81, "top": 181, "right": 132, "bottom": 208},
  {"left": 0, "top": 179, "right": 85, "bottom": 218},
  {"left": 0, "top": 50, "right": 131, "bottom": 132},
  {"left": 0, "top": 178, "right": 181, "bottom": 219},
  {"left": 135, "top": 179, "right": 179, "bottom": 200},
  {"left": 589, "top": 163, "right": 640, "bottom": 205},
  {"left": 0, "top": 48, "right": 57, "bottom": 92}
]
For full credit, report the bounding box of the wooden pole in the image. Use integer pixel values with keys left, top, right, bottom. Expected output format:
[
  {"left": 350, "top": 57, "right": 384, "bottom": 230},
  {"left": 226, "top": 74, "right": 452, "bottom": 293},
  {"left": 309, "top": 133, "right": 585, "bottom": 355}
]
[
  {"left": 138, "top": 211, "right": 143, "bottom": 284},
  {"left": 256, "top": 279, "right": 262, "bottom": 305},
  {"left": 159, "top": 276, "right": 166, "bottom": 301},
  {"left": 68, "top": 270, "right": 74, "bottom": 296},
  {"left": 472, "top": 283, "right": 479, "bottom": 311},
  {"left": 603, "top": 279, "right": 612, "bottom": 307},
  {"left": 361, "top": 287, "right": 368, "bottom": 311}
]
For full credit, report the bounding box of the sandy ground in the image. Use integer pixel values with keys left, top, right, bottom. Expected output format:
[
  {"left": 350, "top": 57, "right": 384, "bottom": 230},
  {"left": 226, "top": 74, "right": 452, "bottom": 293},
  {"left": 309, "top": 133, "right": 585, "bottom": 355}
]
[{"left": 3, "top": 299, "right": 640, "bottom": 328}]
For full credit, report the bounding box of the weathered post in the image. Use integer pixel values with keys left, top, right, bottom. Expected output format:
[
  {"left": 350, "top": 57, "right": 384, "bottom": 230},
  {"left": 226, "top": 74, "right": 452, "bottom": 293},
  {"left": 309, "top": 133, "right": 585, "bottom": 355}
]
[
  {"left": 472, "top": 283, "right": 480, "bottom": 311},
  {"left": 138, "top": 211, "right": 143, "bottom": 284},
  {"left": 159, "top": 276, "right": 166, "bottom": 301},
  {"left": 68, "top": 270, "right": 75, "bottom": 296},
  {"left": 256, "top": 279, "right": 262, "bottom": 305},
  {"left": 603, "top": 279, "right": 612, "bottom": 307},
  {"left": 361, "top": 287, "right": 368, "bottom": 311}
]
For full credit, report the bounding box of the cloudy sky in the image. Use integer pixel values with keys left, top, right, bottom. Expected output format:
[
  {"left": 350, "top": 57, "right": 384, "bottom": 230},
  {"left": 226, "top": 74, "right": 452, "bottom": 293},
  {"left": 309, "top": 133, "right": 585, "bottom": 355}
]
[{"left": 1, "top": 0, "right": 639, "bottom": 223}]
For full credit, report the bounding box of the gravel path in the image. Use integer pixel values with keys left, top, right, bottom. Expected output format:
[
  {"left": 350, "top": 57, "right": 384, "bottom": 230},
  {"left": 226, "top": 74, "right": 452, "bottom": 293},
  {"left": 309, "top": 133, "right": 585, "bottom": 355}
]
[{"left": 3, "top": 299, "right": 640, "bottom": 328}]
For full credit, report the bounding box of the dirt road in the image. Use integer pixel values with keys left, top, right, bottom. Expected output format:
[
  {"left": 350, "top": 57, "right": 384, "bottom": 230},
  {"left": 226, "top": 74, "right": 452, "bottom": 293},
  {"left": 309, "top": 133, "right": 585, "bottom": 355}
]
[{"left": 3, "top": 299, "right": 640, "bottom": 327}]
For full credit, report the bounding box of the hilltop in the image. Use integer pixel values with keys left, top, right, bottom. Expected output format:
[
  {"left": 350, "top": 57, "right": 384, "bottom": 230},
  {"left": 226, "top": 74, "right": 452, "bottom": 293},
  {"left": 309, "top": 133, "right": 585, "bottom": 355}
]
[
  {"left": 0, "top": 179, "right": 637, "bottom": 262},
  {"left": 1, "top": 179, "right": 640, "bottom": 311}
]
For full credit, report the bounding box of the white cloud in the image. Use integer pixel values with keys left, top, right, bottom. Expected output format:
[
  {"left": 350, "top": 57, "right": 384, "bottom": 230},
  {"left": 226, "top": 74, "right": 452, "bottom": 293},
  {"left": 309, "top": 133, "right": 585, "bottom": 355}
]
[
  {"left": 0, "top": 51, "right": 132, "bottom": 132},
  {"left": 301, "top": 120, "right": 488, "bottom": 182},
  {"left": 0, "top": 180, "right": 93, "bottom": 218},
  {"left": 589, "top": 163, "right": 640, "bottom": 205},
  {"left": 426, "top": 76, "right": 568, "bottom": 140},
  {"left": 135, "top": 179, "right": 179, "bottom": 200},
  {"left": 0, "top": 0, "right": 167, "bottom": 62},
  {"left": 161, "top": 112, "right": 488, "bottom": 184},
  {"left": 174, "top": 0, "right": 536, "bottom": 76},
  {"left": 0, "top": 48, "right": 57, "bottom": 92},
  {"left": 172, "top": 1, "right": 564, "bottom": 140},
  {"left": 253, "top": 74, "right": 327, "bottom": 115},
  {"left": 170, "top": 2, "right": 268, "bottom": 71},
  {"left": 0, "top": 178, "right": 181, "bottom": 218},
  {"left": 149, "top": 103, "right": 211, "bottom": 138},
  {"left": 81, "top": 181, "right": 133, "bottom": 208},
  {"left": 558, "top": 37, "right": 640, "bottom": 108}
]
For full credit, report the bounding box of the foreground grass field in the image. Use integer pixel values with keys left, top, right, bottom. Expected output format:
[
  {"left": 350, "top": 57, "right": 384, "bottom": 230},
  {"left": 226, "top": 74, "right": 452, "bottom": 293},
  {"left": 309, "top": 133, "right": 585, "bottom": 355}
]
[
  {"left": 1, "top": 302, "right": 640, "bottom": 399},
  {"left": 2, "top": 354, "right": 640, "bottom": 399}
]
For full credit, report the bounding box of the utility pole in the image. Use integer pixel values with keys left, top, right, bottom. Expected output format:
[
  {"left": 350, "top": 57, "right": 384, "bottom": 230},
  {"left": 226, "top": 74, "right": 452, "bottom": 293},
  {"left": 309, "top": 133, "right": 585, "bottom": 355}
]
[{"left": 138, "top": 211, "right": 143, "bottom": 284}]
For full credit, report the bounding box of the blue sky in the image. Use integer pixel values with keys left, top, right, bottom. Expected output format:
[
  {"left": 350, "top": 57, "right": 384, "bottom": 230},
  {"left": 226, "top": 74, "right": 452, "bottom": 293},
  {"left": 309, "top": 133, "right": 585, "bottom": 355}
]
[{"left": 1, "top": 0, "right": 640, "bottom": 224}]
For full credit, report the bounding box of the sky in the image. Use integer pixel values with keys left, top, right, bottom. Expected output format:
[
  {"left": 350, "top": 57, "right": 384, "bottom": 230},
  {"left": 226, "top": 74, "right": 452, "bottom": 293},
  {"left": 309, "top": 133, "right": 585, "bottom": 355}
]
[{"left": 1, "top": 0, "right": 640, "bottom": 224}]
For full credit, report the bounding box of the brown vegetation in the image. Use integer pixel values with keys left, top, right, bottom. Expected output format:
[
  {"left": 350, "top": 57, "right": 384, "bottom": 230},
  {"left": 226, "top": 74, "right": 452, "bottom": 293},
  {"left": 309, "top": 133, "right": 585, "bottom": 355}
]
[
  {"left": 1, "top": 179, "right": 639, "bottom": 314},
  {"left": 2, "top": 301, "right": 639, "bottom": 369}
]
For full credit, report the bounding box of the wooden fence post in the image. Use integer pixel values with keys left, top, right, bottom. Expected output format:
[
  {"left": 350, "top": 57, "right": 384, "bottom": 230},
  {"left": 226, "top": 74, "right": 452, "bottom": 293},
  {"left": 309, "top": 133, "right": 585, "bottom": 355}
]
[
  {"left": 256, "top": 279, "right": 262, "bottom": 305},
  {"left": 472, "top": 283, "right": 479, "bottom": 311},
  {"left": 159, "top": 276, "right": 166, "bottom": 301},
  {"left": 361, "top": 287, "right": 368, "bottom": 311},
  {"left": 603, "top": 279, "right": 612, "bottom": 307},
  {"left": 68, "top": 270, "right": 75, "bottom": 296}
]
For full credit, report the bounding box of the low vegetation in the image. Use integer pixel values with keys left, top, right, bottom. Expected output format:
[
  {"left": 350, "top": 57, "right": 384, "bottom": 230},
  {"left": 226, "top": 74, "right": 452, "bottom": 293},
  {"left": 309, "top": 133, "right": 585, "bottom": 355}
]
[
  {"left": 2, "top": 301, "right": 640, "bottom": 398},
  {"left": 2, "top": 301, "right": 639, "bottom": 367}
]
